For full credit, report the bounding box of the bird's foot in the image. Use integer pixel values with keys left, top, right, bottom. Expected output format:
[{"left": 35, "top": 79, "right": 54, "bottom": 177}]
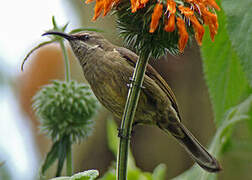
[
  {"left": 127, "top": 77, "right": 145, "bottom": 89},
  {"left": 117, "top": 128, "right": 131, "bottom": 140}
]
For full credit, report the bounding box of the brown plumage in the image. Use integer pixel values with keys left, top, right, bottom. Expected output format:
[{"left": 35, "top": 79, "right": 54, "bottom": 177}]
[{"left": 43, "top": 31, "right": 222, "bottom": 172}]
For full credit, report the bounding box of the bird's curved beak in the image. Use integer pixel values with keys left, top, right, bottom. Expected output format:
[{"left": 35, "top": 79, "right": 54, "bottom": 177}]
[{"left": 42, "top": 31, "right": 75, "bottom": 40}]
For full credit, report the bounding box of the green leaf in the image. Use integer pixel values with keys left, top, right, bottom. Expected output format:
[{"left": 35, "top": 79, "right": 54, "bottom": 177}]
[
  {"left": 71, "top": 170, "right": 99, "bottom": 180},
  {"left": 106, "top": 118, "right": 119, "bottom": 156},
  {"left": 201, "top": 8, "right": 252, "bottom": 126},
  {"left": 41, "top": 140, "right": 60, "bottom": 174},
  {"left": 50, "top": 177, "right": 70, "bottom": 180},
  {"left": 50, "top": 170, "right": 99, "bottom": 180},
  {"left": 172, "top": 95, "right": 252, "bottom": 180},
  {"left": 152, "top": 164, "right": 166, "bottom": 180},
  {"left": 222, "top": 0, "right": 252, "bottom": 87}
]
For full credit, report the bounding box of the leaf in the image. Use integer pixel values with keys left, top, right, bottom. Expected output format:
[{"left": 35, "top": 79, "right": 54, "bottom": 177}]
[
  {"left": 172, "top": 95, "right": 252, "bottom": 180},
  {"left": 106, "top": 118, "right": 119, "bottom": 156},
  {"left": 50, "top": 177, "right": 70, "bottom": 180},
  {"left": 50, "top": 170, "right": 99, "bottom": 180},
  {"left": 71, "top": 170, "right": 99, "bottom": 180},
  {"left": 56, "top": 137, "right": 69, "bottom": 177},
  {"left": 152, "top": 164, "right": 166, "bottom": 180},
  {"left": 41, "top": 141, "right": 60, "bottom": 174},
  {"left": 201, "top": 8, "right": 252, "bottom": 126},
  {"left": 222, "top": 0, "right": 252, "bottom": 86}
]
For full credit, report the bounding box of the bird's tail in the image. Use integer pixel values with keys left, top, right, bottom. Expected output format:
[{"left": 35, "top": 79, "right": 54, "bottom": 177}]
[{"left": 159, "top": 121, "right": 222, "bottom": 172}]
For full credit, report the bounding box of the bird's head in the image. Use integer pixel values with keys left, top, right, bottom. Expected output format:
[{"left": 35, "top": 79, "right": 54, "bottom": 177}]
[{"left": 43, "top": 31, "right": 112, "bottom": 61}]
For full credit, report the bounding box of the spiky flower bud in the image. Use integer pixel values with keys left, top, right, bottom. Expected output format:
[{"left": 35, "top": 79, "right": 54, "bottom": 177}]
[{"left": 33, "top": 80, "right": 98, "bottom": 143}]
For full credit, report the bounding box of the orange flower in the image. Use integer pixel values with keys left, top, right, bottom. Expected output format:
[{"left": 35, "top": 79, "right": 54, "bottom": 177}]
[
  {"left": 176, "top": 17, "right": 189, "bottom": 52},
  {"left": 131, "top": 0, "right": 145, "bottom": 12},
  {"left": 178, "top": 5, "right": 194, "bottom": 16},
  {"left": 203, "top": 0, "right": 220, "bottom": 11},
  {"left": 199, "top": 4, "right": 218, "bottom": 41},
  {"left": 149, "top": 3, "right": 163, "bottom": 33},
  {"left": 103, "top": 0, "right": 114, "bottom": 16},
  {"left": 178, "top": 5, "right": 205, "bottom": 45},
  {"left": 164, "top": 0, "right": 176, "bottom": 32},
  {"left": 85, "top": 0, "right": 95, "bottom": 4},
  {"left": 140, "top": 0, "right": 149, "bottom": 5},
  {"left": 92, "top": 0, "right": 104, "bottom": 21},
  {"left": 166, "top": 0, "right": 176, "bottom": 14},
  {"left": 190, "top": 16, "right": 205, "bottom": 45},
  {"left": 164, "top": 14, "right": 175, "bottom": 32},
  {"left": 87, "top": 0, "right": 220, "bottom": 53}
]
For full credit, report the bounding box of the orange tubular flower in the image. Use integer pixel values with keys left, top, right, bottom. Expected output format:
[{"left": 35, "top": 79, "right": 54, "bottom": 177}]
[
  {"left": 103, "top": 0, "right": 114, "bottom": 16},
  {"left": 164, "top": 0, "right": 176, "bottom": 32},
  {"left": 149, "top": 3, "right": 163, "bottom": 33},
  {"left": 85, "top": 0, "right": 95, "bottom": 4},
  {"left": 92, "top": 0, "right": 104, "bottom": 21},
  {"left": 176, "top": 17, "right": 189, "bottom": 52},
  {"left": 190, "top": 16, "right": 205, "bottom": 45},
  {"left": 87, "top": 0, "right": 220, "bottom": 53},
  {"left": 164, "top": 14, "right": 175, "bottom": 32},
  {"left": 179, "top": 5, "right": 205, "bottom": 45},
  {"left": 199, "top": 3, "right": 218, "bottom": 41},
  {"left": 203, "top": 0, "right": 220, "bottom": 11},
  {"left": 166, "top": 0, "right": 176, "bottom": 14}
]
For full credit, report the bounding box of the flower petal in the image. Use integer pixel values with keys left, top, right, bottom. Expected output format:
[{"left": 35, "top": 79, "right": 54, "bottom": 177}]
[
  {"left": 92, "top": 0, "right": 104, "bottom": 21},
  {"left": 176, "top": 17, "right": 189, "bottom": 52},
  {"left": 164, "top": 14, "right": 175, "bottom": 32},
  {"left": 103, "top": 0, "right": 114, "bottom": 16},
  {"left": 149, "top": 3, "right": 163, "bottom": 33},
  {"left": 166, "top": 0, "right": 176, "bottom": 14}
]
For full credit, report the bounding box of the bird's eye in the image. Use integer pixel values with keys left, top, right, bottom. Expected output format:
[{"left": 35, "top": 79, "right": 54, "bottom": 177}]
[{"left": 80, "top": 34, "right": 90, "bottom": 41}]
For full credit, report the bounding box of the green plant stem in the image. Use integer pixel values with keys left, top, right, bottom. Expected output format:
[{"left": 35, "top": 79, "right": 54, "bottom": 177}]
[
  {"left": 116, "top": 53, "right": 151, "bottom": 180},
  {"left": 66, "top": 144, "right": 73, "bottom": 176},
  {"left": 59, "top": 40, "right": 72, "bottom": 176},
  {"left": 59, "top": 40, "right": 71, "bottom": 82}
]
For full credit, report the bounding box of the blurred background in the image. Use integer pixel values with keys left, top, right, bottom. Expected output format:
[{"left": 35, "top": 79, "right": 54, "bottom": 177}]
[{"left": 0, "top": 0, "right": 251, "bottom": 179}]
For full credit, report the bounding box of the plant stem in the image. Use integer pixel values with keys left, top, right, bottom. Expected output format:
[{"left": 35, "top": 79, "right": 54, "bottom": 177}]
[
  {"left": 116, "top": 53, "right": 151, "bottom": 180},
  {"left": 60, "top": 40, "right": 72, "bottom": 176},
  {"left": 59, "top": 40, "right": 71, "bottom": 82},
  {"left": 66, "top": 143, "right": 73, "bottom": 176}
]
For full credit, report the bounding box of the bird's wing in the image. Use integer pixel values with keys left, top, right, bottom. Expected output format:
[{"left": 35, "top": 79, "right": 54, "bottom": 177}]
[{"left": 115, "top": 47, "right": 181, "bottom": 120}]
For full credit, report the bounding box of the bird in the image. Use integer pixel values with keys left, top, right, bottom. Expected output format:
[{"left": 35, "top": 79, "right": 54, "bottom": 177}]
[{"left": 43, "top": 31, "right": 221, "bottom": 172}]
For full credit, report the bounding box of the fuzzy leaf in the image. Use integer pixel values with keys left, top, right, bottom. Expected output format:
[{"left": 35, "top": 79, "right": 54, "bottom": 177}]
[
  {"left": 222, "top": 0, "right": 252, "bottom": 87},
  {"left": 201, "top": 9, "right": 252, "bottom": 126},
  {"left": 71, "top": 170, "right": 99, "bottom": 180},
  {"left": 172, "top": 95, "right": 252, "bottom": 180}
]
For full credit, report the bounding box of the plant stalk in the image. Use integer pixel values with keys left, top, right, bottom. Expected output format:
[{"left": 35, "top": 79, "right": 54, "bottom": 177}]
[
  {"left": 66, "top": 143, "right": 73, "bottom": 176},
  {"left": 116, "top": 53, "right": 151, "bottom": 180},
  {"left": 59, "top": 40, "right": 71, "bottom": 82},
  {"left": 60, "top": 40, "right": 72, "bottom": 176}
]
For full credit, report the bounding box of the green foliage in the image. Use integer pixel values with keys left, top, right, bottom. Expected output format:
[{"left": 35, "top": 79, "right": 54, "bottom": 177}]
[
  {"left": 98, "top": 119, "right": 167, "bottom": 180},
  {"left": 49, "top": 170, "right": 99, "bottom": 180},
  {"left": 222, "top": 0, "right": 252, "bottom": 87},
  {"left": 172, "top": 96, "right": 252, "bottom": 180},
  {"left": 201, "top": 8, "right": 252, "bottom": 126},
  {"left": 172, "top": 3, "right": 252, "bottom": 180}
]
